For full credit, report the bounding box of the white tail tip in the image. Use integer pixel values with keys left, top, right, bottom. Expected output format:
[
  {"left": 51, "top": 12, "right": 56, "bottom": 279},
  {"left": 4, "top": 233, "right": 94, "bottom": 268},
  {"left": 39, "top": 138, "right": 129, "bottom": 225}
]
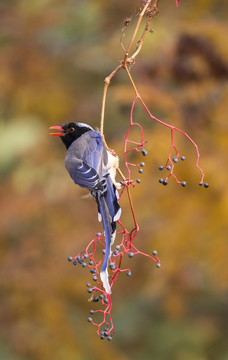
[{"left": 100, "top": 269, "right": 112, "bottom": 294}]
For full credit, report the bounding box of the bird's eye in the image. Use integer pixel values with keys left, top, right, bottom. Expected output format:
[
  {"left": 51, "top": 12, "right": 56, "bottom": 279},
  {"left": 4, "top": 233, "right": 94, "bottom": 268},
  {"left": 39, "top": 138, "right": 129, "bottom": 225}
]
[{"left": 68, "top": 127, "right": 75, "bottom": 133}]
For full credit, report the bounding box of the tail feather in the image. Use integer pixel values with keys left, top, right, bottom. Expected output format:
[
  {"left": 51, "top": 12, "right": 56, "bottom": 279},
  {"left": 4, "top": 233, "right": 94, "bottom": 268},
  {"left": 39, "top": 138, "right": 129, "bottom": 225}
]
[
  {"left": 99, "top": 195, "right": 113, "bottom": 294},
  {"left": 96, "top": 175, "right": 121, "bottom": 294},
  {"left": 105, "top": 177, "right": 121, "bottom": 221},
  {"left": 100, "top": 268, "right": 111, "bottom": 295}
]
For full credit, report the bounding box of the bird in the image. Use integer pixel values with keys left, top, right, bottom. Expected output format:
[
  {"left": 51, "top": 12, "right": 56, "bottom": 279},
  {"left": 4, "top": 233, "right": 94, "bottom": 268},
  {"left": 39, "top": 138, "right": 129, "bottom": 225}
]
[{"left": 49, "top": 122, "right": 121, "bottom": 294}]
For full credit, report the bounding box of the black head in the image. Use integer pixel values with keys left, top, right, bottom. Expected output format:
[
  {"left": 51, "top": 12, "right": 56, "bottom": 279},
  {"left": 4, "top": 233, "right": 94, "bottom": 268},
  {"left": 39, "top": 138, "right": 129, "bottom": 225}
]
[{"left": 49, "top": 122, "right": 93, "bottom": 149}]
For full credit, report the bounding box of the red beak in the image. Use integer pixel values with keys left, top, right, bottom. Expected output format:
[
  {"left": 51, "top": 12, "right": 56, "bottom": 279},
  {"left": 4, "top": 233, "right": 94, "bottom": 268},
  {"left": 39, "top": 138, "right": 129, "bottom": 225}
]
[{"left": 49, "top": 125, "right": 65, "bottom": 136}]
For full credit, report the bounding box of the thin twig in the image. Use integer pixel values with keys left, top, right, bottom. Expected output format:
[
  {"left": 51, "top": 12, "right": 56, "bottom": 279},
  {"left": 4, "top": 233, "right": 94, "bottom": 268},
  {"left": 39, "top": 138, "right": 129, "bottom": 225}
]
[
  {"left": 100, "top": 64, "right": 123, "bottom": 143},
  {"left": 123, "top": 0, "right": 153, "bottom": 65},
  {"left": 100, "top": 0, "right": 158, "bottom": 140},
  {"left": 117, "top": 167, "right": 138, "bottom": 229}
]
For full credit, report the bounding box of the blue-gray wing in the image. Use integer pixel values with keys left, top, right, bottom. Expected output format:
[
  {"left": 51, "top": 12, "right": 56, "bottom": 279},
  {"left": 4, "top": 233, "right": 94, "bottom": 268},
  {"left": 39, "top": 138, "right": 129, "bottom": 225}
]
[
  {"left": 66, "top": 130, "right": 104, "bottom": 191},
  {"left": 69, "top": 161, "right": 100, "bottom": 190},
  {"left": 81, "top": 131, "right": 104, "bottom": 175}
]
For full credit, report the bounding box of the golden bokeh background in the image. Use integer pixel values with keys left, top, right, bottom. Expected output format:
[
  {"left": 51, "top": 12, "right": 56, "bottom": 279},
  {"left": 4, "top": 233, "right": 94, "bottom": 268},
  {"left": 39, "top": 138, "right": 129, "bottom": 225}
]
[{"left": 0, "top": 0, "right": 227, "bottom": 359}]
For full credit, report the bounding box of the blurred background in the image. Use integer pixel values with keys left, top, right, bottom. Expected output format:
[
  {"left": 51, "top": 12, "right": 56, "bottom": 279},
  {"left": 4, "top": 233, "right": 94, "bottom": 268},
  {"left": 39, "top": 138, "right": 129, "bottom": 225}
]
[{"left": 0, "top": 0, "right": 228, "bottom": 359}]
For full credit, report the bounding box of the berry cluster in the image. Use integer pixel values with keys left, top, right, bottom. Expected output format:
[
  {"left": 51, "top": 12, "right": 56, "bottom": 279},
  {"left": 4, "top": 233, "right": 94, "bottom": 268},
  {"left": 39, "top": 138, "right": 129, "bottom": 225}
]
[
  {"left": 136, "top": 153, "right": 147, "bottom": 184},
  {"left": 158, "top": 155, "right": 209, "bottom": 188},
  {"left": 68, "top": 224, "right": 160, "bottom": 339},
  {"left": 158, "top": 155, "right": 186, "bottom": 186},
  {"left": 123, "top": 95, "right": 209, "bottom": 189}
]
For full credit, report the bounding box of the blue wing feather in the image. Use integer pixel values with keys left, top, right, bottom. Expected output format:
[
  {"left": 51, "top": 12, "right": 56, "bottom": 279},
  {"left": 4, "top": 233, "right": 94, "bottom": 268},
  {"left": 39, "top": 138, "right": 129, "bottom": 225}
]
[
  {"left": 82, "top": 132, "right": 103, "bottom": 173},
  {"left": 69, "top": 162, "right": 100, "bottom": 190}
]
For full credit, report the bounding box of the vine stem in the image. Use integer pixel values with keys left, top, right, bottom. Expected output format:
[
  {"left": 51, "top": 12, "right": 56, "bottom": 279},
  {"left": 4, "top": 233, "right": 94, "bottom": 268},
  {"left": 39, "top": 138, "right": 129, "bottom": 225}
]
[
  {"left": 99, "top": 0, "right": 157, "bottom": 229},
  {"left": 100, "top": 64, "right": 123, "bottom": 148},
  {"left": 99, "top": 0, "right": 158, "bottom": 140},
  {"left": 124, "top": 70, "right": 205, "bottom": 182},
  {"left": 123, "top": 0, "right": 153, "bottom": 65}
]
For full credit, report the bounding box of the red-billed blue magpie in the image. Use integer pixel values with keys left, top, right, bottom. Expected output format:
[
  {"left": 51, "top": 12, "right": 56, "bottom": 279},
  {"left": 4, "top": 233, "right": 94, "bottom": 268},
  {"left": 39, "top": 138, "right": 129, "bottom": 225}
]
[{"left": 50, "top": 122, "right": 121, "bottom": 294}]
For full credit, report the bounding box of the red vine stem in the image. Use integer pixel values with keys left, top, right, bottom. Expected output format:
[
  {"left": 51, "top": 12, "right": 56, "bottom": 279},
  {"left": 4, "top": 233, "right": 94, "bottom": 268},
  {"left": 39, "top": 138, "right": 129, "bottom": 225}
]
[{"left": 124, "top": 64, "right": 205, "bottom": 183}]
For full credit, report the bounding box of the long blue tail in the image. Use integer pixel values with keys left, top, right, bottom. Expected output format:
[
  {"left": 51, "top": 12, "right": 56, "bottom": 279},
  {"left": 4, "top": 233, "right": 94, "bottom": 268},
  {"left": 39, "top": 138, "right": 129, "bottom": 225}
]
[{"left": 99, "top": 195, "right": 113, "bottom": 294}]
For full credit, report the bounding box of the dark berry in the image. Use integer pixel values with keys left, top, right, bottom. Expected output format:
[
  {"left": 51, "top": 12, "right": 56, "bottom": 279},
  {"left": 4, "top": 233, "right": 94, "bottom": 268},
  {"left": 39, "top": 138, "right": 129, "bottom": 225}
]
[
  {"left": 90, "top": 269, "right": 96, "bottom": 274},
  {"left": 104, "top": 298, "right": 109, "bottom": 304},
  {"left": 163, "top": 180, "right": 168, "bottom": 186},
  {"left": 181, "top": 181, "right": 187, "bottom": 187},
  {"left": 107, "top": 336, "right": 112, "bottom": 341},
  {"left": 88, "top": 317, "right": 92, "bottom": 322},
  {"left": 116, "top": 245, "right": 120, "bottom": 250},
  {"left": 89, "top": 260, "right": 93, "bottom": 266},
  {"left": 141, "top": 149, "right": 148, "bottom": 156},
  {"left": 156, "top": 263, "right": 161, "bottom": 268},
  {"left": 204, "top": 183, "right": 209, "bottom": 188},
  {"left": 73, "top": 260, "right": 78, "bottom": 265},
  {"left": 159, "top": 178, "right": 164, "bottom": 184},
  {"left": 181, "top": 156, "right": 185, "bottom": 161},
  {"left": 86, "top": 282, "right": 91, "bottom": 287},
  {"left": 90, "top": 310, "right": 94, "bottom": 314},
  {"left": 128, "top": 252, "right": 134, "bottom": 258},
  {"left": 109, "top": 263, "right": 116, "bottom": 270},
  {"left": 167, "top": 165, "right": 171, "bottom": 171},
  {"left": 102, "top": 249, "right": 106, "bottom": 254},
  {"left": 99, "top": 294, "right": 104, "bottom": 299},
  {"left": 159, "top": 165, "right": 163, "bottom": 170},
  {"left": 96, "top": 232, "right": 101, "bottom": 237},
  {"left": 127, "top": 271, "right": 132, "bottom": 276},
  {"left": 139, "top": 169, "right": 143, "bottom": 173},
  {"left": 84, "top": 254, "right": 88, "bottom": 259},
  {"left": 77, "top": 257, "right": 83, "bottom": 264},
  {"left": 93, "top": 297, "right": 99, "bottom": 302},
  {"left": 93, "top": 276, "right": 98, "bottom": 281},
  {"left": 113, "top": 250, "right": 119, "bottom": 255},
  {"left": 140, "top": 162, "right": 145, "bottom": 167},
  {"left": 136, "top": 179, "right": 141, "bottom": 184},
  {"left": 199, "top": 182, "right": 203, "bottom": 186},
  {"left": 100, "top": 335, "right": 105, "bottom": 340},
  {"left": 68, "top": 256, "right": 73, "bottom": 262},
  {"left": 82, "top": 262, "right": 87, "bottom": 268},
  {"left": 88, "top": 288, "right": 93, "bottom": 294},
  {"left": 152, "top": 250, "right": 157, "bottom": 255},
  {"left": 173, "top": 157, "right": 178, "bottom": 163}
]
